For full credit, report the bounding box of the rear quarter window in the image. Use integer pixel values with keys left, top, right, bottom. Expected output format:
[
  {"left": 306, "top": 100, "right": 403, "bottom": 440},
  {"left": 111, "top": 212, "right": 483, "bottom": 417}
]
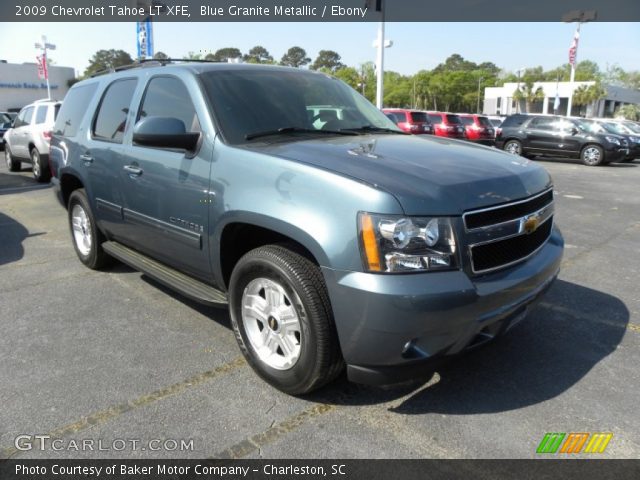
[
  {"left": 54, "top": 83, "right": 99, "bottom": 137},
  {"left": 35, "top": 106, "right": 47, "bottom": 124}
]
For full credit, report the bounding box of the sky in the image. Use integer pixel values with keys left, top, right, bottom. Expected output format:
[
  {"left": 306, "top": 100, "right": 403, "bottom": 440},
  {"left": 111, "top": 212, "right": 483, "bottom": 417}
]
[{"left": 1, "top": 22, "right": 639, "bottom": 77}]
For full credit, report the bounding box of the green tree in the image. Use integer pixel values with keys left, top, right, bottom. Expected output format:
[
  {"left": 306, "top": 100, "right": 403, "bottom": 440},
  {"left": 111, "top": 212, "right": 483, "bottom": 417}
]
[
  {"left": 575, "top": 60, "right": 601, "bottom": 81},
  {"left": 185, "top": 51, "right": 203, "bottom": 60},
  {"left": 333, "top": 66, "right": 360, "bottom": 90},
  {"left": 615, "top": 104, "right": 640, "bottom": 121},
  {"left": 311, "top": 50, "right": 344, "bottom": 72},
  {"left": 153, "top": 51, "right": 169, "bottom": 60},
  {"left": 206, "top": 47, "right": 242, "bottom": 62},
  {"left": 280, "top": 47, "right": 311, "bottom": 68},
  {"left": 513, "top": 80, "right": 545, "bottom": 113},
  {"left": 572, "top": 82, "right": 606, "bottom": 116},
  {"left": 243, "top": 46, "right": 273, "bottom": 64},
  {"left": 84, "top": 49, "right": 134, "bottom": 77}
]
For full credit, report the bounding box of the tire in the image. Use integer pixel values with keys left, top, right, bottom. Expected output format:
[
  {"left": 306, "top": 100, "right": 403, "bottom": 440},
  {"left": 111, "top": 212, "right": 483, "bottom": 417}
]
[
  {"left": 5, "top": 146, "right": 20, "bottom": 172},
  {"left": 68, "top": 189, "right": 111, "bottom": 270},
  {"left": 580, "top": 144, "right": 605, "bottom": 166},
  {"left": 504, "top": 139, "right": 523, "bottom": 156},
  {"left": 30, "top": 148, "right": 51, "bottom": 182},
  {"left": 229, "top": 244, "right": 344, "bottom": 395}
]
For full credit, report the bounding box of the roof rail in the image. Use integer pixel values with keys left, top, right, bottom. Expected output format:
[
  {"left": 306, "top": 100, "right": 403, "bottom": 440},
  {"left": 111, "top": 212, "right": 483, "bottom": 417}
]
[{"left": 89, "top": 58, "right": 224, "bottom": 78}]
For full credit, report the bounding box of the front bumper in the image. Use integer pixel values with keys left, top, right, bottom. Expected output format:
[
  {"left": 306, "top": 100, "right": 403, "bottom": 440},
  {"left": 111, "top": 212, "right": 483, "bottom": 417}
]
[
  {"left": 322, "top": 226, "right": 563, "bottom": 386},
  {"left": 605, "top": 146, "right": 629, "bottom": 162}
]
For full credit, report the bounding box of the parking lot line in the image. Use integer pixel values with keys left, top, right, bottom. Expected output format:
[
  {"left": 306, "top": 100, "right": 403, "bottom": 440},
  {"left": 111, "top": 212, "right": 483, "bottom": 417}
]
[
  {"left": 211, "top": 403, "right": 335, "bottom": 459},
  {"left": 0, "top": 356, "right": 246, "bottom": 460}
]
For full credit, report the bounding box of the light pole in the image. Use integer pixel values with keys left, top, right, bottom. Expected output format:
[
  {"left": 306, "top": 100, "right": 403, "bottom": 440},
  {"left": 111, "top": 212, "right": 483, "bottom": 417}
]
[
  {"left": 476, "top": 76, "right": 484, "bottom": 114},
  {"left": 563, "top": 10, "right": 596, "bottom": 117},
  {"left": 369, "top": 0, "right": 392, "bottom": 109},
  {"left": 515, "top": 67, "right": 526, "bottom": 114},
  {"left": 34, "top": 35, "right": 55, "bottom": 99}
]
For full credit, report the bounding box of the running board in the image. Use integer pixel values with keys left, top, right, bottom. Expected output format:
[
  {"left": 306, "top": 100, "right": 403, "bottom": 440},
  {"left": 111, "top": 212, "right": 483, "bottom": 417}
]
[{"left": 102, "top": 241, "right": 228, "bottom": 307}]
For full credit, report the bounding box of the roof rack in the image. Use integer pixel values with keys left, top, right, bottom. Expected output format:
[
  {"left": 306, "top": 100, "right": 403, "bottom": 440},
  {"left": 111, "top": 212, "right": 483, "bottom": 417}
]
[{"left": 89, "top": 58, "right": 223, "bottom": 78}]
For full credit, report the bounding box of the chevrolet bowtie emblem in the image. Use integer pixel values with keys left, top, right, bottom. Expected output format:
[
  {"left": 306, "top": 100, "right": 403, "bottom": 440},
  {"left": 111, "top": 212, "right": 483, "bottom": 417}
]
[{"left": 523, "top": 214, "right": 540, "bottom": 235}]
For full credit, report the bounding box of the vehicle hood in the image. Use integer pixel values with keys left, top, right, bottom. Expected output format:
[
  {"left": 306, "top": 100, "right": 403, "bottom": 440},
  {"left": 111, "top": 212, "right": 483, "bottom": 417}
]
[{"left": 248, "top": 134, "right": 552, "bottom": 215}]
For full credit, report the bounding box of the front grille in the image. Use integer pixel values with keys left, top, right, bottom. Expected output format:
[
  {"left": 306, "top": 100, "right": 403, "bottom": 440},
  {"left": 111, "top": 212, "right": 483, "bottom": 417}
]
[
  {"left": 471, "top": 217, "right": 553, "bottom": 273},
  {"left": 464, "top": 189, "right": 553, "bottom": 230}
]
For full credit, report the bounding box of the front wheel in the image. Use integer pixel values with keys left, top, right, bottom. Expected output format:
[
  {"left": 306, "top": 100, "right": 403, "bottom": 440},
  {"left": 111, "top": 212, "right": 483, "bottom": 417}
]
[
  {"left": 229, "top": 245, "right": 344, "bottom": 395},
  {"left": 581, "top": 145, "right": 605, "bottom": 166},
  {"left": 68, "top": 189, "right": 111, "bottom": 269},
  {"left": 5, "top": 147, "right": 20, "bottom": 172},
  {"left": 31, "top": 148, "right": 51, "bottom": 182},
  {"left": 504, "top": 140, "right": 523, "bottom": 156}
]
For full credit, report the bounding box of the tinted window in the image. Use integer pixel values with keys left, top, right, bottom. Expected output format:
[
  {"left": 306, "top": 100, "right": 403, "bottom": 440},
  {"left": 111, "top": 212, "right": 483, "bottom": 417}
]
[
  {"left": 385, "top": 113, "right": 399, "bottom": 124},
  {"left": 459, "top": 117, "right": 474, "bottom": 126},
  {"left": 35, "top": 106, "right": 47, "bottom": 124},
  {"left": 446, "top": 114, "right": 461, "bottom": 125},
  {"left": 409, "top": 112, "right": 428, "bottom": 123},
  {"left": 477, "top": 116, "right": 492, "bottom": 127},
  {"left": 201, "top": 69, "right": 400, "bottom": 144},
  {"left": 428, "top": 114, "right": 442, "bottom": 124},
  {"left": 528, "top": 117, "right": 556, "bottom": 130},
  {"left": 501, "top": 115, "right": 528, "bottom": 128},
  {"left": 54, "top": 83, "right": 99, "bottom": 137},
  {"left": 138, "top": 76, "right": 200, "bottom": 133},
  {"left": 93, "top": 79, "right": 137, "bottom": 143}
]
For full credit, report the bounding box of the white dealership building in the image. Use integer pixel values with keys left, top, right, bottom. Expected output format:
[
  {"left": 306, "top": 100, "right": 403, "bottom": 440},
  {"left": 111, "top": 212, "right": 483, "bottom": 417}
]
[
  {"left": 483, "top": 81, "right": 640, "bottom": 118},
  {"left": 0, "top": 61, "right": 75, "bottom": 112}
]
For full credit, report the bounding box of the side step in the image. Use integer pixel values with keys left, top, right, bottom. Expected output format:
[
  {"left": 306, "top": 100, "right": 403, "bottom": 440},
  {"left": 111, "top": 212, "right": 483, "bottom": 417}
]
[{"left": 102, "top": 241, "right": 228, "bottom": 307}]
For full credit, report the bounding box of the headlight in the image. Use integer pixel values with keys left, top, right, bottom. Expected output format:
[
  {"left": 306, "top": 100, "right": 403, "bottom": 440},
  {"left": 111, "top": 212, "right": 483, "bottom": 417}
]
[
  {"left": 358, "top": 213, "right": 458, "bottom": 273},
  {"left": 605, "top": 136, "right": 621, "bottom": 145}
]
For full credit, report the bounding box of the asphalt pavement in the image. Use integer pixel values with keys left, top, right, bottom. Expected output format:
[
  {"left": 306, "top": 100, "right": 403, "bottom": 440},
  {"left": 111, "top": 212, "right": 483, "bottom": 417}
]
[{"left": 1, "top": 156, "right": 639, "bottom": 459}]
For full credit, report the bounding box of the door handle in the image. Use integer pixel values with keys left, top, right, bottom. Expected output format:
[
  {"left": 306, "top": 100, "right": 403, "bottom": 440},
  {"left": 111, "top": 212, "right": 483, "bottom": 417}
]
[
  {"left": 123, "top": 165, "right": 143, "bottom": 176},
  {"left": 80, "top": 154, "right": 93, "bottom": 163}
]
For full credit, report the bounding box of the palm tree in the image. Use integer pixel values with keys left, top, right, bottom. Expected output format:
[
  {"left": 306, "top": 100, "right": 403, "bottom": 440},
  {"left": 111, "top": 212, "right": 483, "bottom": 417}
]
[
  {"left": 513, "top": 80, "right": 545, "bottom": 113},
  {"left": 572, "top": 83, "right": 606, "bottom": 117}
]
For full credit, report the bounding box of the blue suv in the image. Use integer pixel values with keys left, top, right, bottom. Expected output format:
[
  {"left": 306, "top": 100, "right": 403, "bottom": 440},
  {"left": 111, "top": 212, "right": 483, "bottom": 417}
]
[{"left": 50, "top": 62, "right": 563, "bottom": 394}]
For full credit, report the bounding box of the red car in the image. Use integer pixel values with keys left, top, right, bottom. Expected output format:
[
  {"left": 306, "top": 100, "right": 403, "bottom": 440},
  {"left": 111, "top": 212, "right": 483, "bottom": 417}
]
[
  {"left": 382, "top": 109, "right": 434, "bottom": 135},
  {"left": 426, "top": 112, "right": 467, "bottom": 139},
  {"left": 458, "top": 114, "right": 495, "bottom": 145}
]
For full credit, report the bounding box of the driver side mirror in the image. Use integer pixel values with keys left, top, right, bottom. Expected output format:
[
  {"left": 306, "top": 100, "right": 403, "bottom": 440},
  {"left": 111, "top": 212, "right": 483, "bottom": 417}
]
[
  {"left": 132, "top": 116, "right": 200, "bottom": 152},
  {"left": 571, "top": 127, "right": 579, "bottom": 135}
]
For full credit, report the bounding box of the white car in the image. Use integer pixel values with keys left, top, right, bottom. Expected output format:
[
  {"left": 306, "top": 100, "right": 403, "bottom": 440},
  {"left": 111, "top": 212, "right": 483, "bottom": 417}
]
[{"left": 4, "top": 99, "right": 61, "bottom": 182}]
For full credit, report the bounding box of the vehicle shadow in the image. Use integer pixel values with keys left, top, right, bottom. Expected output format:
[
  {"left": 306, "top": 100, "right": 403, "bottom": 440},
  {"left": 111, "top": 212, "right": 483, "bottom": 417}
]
[
  {"left": 309, "top": 279, "right": 629, "bottom": 413},
  {"left": 0, "top": 211, "right": 46, "bottom": 266},
  {"left": 0, "top": 172, "right": 49, "bottom": 195}
]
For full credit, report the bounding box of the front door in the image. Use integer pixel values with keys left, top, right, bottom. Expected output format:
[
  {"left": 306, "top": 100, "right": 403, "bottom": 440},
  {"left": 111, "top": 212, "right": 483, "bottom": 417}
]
[{"left": 119, "top": 75, "right": 212, "bottom": 282}]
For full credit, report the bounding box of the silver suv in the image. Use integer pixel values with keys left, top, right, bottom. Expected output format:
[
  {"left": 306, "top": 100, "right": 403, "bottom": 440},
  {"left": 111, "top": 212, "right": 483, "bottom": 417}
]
[{"left": 4, "top": 99, "right": 61, "bottom": 182}]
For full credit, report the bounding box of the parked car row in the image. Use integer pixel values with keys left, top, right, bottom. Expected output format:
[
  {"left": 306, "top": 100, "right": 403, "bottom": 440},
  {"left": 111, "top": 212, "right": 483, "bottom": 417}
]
[
  {"left": 496, "top": 113, "right": 639, "bottom": 166},
  {"left": 382, "top": 108, "right": 498, "bottom": 146}
]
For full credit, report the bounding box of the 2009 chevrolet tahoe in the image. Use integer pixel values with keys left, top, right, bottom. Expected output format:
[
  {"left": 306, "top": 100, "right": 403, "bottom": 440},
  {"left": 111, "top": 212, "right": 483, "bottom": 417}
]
[{"left": 50, "top": 62, "right": 563, "bottom": 394}]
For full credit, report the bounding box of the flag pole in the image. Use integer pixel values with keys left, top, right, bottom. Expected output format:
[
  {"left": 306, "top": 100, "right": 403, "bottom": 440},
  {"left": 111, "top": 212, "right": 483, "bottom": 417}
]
[{"left": 567, "top": 23, "right": 581, "bottom": 117}]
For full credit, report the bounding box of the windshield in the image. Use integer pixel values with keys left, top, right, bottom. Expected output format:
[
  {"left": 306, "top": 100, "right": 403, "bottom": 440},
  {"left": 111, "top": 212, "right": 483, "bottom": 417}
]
[
  {"left": 575, "top": 120, "right": 604, "bottom": 134},
  {"left": 446, "top": 114, "right": 462, "bottom": 125},
  {"left": 602, "top": 122, "right": 628, "bottom": 135},
  {"left": 623, "top": 121, "right": 640, "bottom": 134},
  {"left": 200, "top": 68, "right": 401, "bottom": 144}
]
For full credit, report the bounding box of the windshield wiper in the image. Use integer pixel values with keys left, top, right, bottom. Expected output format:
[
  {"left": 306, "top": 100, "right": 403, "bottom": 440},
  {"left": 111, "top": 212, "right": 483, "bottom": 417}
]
[
  {"left": 245, "top": 127, "right": 358, "bottom": 141},
  {"left": 339, "top": 125, "right": 407, "bottom": 135}
]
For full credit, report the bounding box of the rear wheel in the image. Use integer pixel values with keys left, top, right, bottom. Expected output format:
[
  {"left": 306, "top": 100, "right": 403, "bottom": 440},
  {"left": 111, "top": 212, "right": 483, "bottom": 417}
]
[
  {"left": 5, "top": 146, "right": 20, "bottom": 172},
  {"left": 31, "top": 148, "right": 51, "bottom": 182},
  {"left": 504, "top": 140, "right": 523, "bottom": 156},
  {"left": 580, "top": 145, "right": 605, "bottom": 166},
  {"left": 229, "top": 245, "right": 343, "bottom": 395},
  {"left": 68, "top": 189, "right": 110, "bottom": 269}
]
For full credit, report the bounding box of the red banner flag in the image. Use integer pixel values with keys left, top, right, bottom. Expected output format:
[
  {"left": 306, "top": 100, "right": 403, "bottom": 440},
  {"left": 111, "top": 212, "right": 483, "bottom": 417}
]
[{"left": 568, "top": 28, "right": 580, "bottom": 66}]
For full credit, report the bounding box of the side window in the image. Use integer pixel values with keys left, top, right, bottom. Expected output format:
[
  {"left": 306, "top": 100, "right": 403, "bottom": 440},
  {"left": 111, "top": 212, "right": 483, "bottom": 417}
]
[
  {"left": 23, "top": 107, "right": 34, "bottom": 126},
  {"left": 93, "top": 78, "right": 138, "bottom": 143},
  {"left": 13, "top": 109, "right": 27, "bottom": 128},
  {"left": 54, "top": 83, "right": 99, "bottom": 137},
  {"left": 529, "top": 117, "right": 555, "bottom": 130},
  {"left": 138, "top": 76, "right": 201, "bottom": 133},
  {"left": 35, "top": 106, "right": 47, "bottom": 124}
]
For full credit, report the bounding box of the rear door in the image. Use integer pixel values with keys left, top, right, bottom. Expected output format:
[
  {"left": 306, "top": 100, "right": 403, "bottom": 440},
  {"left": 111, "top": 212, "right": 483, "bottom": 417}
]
[
  {"left": 10, "top": 107, "right": 34, "bottom": 157},
  {"left": 83, "top": 77, "right": 139, "bottom": 239},
  {"left": 523, "top": 116, "right": 557, "bottom": 153},
  {"left": 118, "top": 75, "right": 213, "bottom": 281}
]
